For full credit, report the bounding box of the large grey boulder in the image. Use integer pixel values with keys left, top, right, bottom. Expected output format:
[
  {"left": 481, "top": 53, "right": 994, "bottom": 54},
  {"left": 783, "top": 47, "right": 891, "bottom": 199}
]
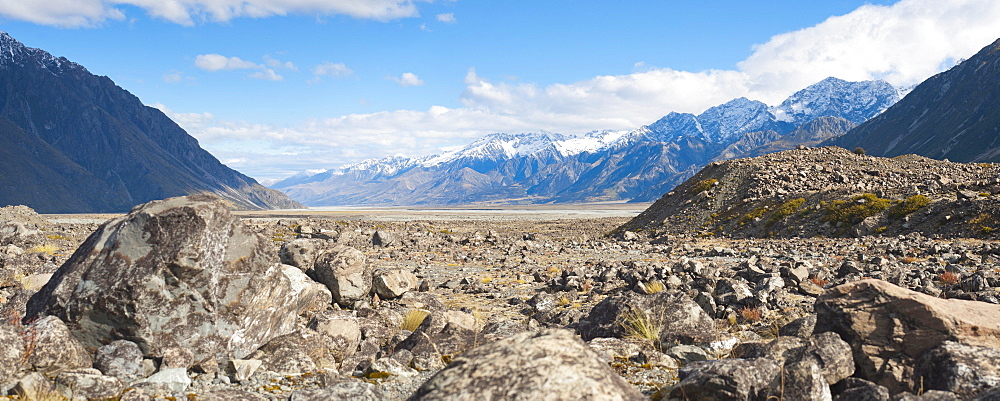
[
  {"left": 408, "top": 329, "right": 644, "bottom": 401},
  {"left": 25, "top": 195, "right": 317, "bottom": 360},
  {"left": 314, "top": 245, "right": 372, "bottom": 307},
  {"left": 23, "top": 315, "right": 92, "bottom": 374},
  {"left": 916, "top": 341, "right": 1000, "bottom": 399},
  {"left": 670, "top": 357, "right": 781, "bottom": 400},
  {"left": 94, "top": 340, "right": 144, "bottom": 382},
  {"left": 578, "top": 290, "right": 719, "bottom": 345},
  {"left": 816, "top": 279, "right": 1000, "bottom": 393}
]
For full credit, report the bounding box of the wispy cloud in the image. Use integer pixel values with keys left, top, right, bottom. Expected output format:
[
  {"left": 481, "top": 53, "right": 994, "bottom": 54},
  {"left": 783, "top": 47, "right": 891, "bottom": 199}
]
[
  {"left": 436, "top": 13, "right": 456, "bottom": 23},
  {"left": 0, "top": 0, "right": 429, "bottom": 27},
  {"left": 194, "top": 53, "right": 283, "bottom": 80},
  {"left": 392, "top": 72, "right": 425, "bottom": 87},
  {"left": 160, "top": 0, "right": 1000, "bottom": 180}
]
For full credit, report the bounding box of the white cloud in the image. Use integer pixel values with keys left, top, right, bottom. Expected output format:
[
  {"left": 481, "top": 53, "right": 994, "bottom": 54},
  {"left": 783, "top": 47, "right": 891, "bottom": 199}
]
[
  {"left": 194, "top": 54, "right": 259, "bottom": 71},
  {"left": 0, "top": 0, "right": 427, "bottom": 27},
  {"left": 159, "top": 0, "right": 1000, "bottom": 180},
  {"left": 264, "top": 55, "right": 297, "bottom": 71},
  {"left": 195, "top": 53, "right": 283, "bottom": 80},
  {"left": 162, "top": 70, "right": 194, "bottom": 83},
  {"left": 436, "top": 13, "right": 455, "bottom": 23},
  {"left": 393, "top": 72, "right": 425, "bottom": 87},
  {"left": 312, "top": 62, "right": 353, "bottom": 81}
]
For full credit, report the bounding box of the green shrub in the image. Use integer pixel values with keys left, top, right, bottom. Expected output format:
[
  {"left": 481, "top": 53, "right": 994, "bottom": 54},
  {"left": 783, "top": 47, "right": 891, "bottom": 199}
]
[
  {"left": 766, "top": 198, "right": 806, "bottom": 226},
  {"left": 888, "top": 194, "right": 930, "bottom": 219},
  {"left": 823, "top": 193, "right": 892, "bottom": 225},
  {"left": 691, "top": 179, "right": 718, "bottom": 194}
]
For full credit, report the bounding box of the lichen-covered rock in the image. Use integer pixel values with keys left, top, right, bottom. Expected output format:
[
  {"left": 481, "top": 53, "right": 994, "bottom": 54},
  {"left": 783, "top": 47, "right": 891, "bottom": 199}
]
[
  {"left": 409, "top": 329, "right": 644, "bottom": 401},
  {"left": 196, "top": 390, "right": 268, "bottom": 400},
  {"left": 24, "top": 195, "right": 310, "bottom": 360},
  {"left": 139, "top": 367, "right": 190, "bottom": 393},
  {"left": 24, "top": 315, "right": 92, "bottom": 374},
  {"left": 54, "top": 369, "right": 124, "bottom": 400},
  {"left": 578, "top": 290, "right": 719, "bottom": 345},
  {"left": 816, "top": 279, "right": 1000, "bottom": 392},
  {"left": 373, "top": 268, "right": 419, "bottom": 299},
  {"left": 249, "top": 330, "right": 342, "bottom": 374},
  {"left": 671, "top": 357, "right": 781, "bottom": 400},
  {"left": 782, "top": 360, "right": 833, "bottom": 401},
  {"left": 94, "top": 340, "right": 144, "bottom": 382},
  {"left": 397, "top": 310, "right": 480, "bottom": 358},
  {"left": 281, "top": 264, "right": 334, "bottom": 315},
  {"left": 833, "top": 378, "right": 890, "bottom": 401},
  {"left": 308, "top": 311, "right": 362, "bottom": 363},
  {"left": 916, "top": 341, "right": 1000, "bottom": 399},
  {"left": 314, "top": 245, "right": 372, "bottom": 307},
  {"left": 290, "top": 379, "right": 383, "bottom": 401},
  {"left": 0, "top": 322, "right": 24, "bottom": 384},
  {"left": 279, "top": 238, "right": 332, "bottom": 271}
]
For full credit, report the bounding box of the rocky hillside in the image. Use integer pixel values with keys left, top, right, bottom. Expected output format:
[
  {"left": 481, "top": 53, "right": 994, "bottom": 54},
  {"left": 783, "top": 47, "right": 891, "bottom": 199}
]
[
  {"left": 618, "top": 146, "right": 1000, "bottom": 240},
  {"left": 0, "top": 32, "right": 301, "bottom": 213},
  {"left": 830, "top": 38, "right": 1000, "bottom": 162}
]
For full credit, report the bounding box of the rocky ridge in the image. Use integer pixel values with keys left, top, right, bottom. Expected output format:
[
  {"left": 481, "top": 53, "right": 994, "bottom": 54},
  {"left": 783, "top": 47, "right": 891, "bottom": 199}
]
[
  {"left": 619, "top": 146, "right": 1000, "bottom": 240},
  {"left": 1, "top": 196, "right": 1000, "bottom": 400}
]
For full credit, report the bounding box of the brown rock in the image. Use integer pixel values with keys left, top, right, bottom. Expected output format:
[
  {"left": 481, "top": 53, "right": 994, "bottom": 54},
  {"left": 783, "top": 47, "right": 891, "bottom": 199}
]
[{"left": 815, "top": 279, "right": 1000, "bottom": 393}]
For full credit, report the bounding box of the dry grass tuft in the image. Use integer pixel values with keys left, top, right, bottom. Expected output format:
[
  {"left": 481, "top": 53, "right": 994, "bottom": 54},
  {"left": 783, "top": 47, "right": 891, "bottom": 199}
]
[
  {"left": 621, "top": 306, "right": 661, "bottom": 349},
  {"left": 401, "top": 309, "right": 431, "bottom": 332},
  {"left": 638, "top": 280, "right": 666, "bottom": 294},
  {"left": 938, "top": 271, "right": 960, "bottom": 285},
  {"left": 738, "top": 306, "right": 762, "bottom": 322}
]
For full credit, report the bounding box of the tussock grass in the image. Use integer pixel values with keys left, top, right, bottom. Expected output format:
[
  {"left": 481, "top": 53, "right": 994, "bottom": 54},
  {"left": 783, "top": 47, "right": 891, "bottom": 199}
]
[
  {"left": 621, "top": 306, "right": 661, "bottom": 349},
  {"left": 401, "top": 309, "right": 431, "bottom": 332}
]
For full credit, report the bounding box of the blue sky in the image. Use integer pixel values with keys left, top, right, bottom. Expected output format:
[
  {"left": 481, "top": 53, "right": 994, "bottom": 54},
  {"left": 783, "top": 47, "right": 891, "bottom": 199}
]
[{"left": 1, "top": 0, "right": 999, "bottom": 182}]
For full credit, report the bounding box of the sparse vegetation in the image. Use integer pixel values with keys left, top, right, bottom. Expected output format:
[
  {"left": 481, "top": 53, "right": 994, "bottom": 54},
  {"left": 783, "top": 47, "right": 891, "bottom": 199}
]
[
  {"left": 621, "top": 306, "right": 661, "bottom": 349},
  {"left": 888, "top": 194, "right": 930, "bottom": 219},
  {"left": 401, "top": 309, "right": 431, "bottom": 332},
  {"left": 27, "top": 244, "right": 58, "bottom": 255},
  {"left": 638, "top": 280, "right": 665, "bottom": 294},
  {"left": 938, "top": 271, "right": 960, "bottom": 285},
  {"left": 853, "top": 147, "right": 866, "bottom": 155},
  {"left": 691, "top": 179, "right": 718, "bottom": 194},
  {"left": 738, "top": 306, "right": 762, "bottom": 322},
  {"left": 766, "top": 198, "right": 806, "bottom": 226},
  {"left": 823, "top": 193, "right": 892, "bottom": 225}
]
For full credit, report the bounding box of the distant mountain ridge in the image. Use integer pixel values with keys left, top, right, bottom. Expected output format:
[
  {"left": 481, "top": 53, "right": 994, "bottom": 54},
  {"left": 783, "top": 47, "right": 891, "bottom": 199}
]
[
  {"left": 275, "top": 77, "right": 900, "bottom": 206},
  {"left": 828, "top": 38, "right": 1000, "bottom": 162},
  {"left": 0, "top": 32, "right": 302, "bottom": 213}
]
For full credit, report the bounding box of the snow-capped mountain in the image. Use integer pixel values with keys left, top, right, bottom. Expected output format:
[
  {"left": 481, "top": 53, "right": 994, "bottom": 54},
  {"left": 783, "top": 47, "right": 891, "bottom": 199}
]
[
  {"left": 773, "top": 77, "right": 900, "bottom": 126},
  {"left": 273, "top": 77, "right": 902, "bottom": 206}
]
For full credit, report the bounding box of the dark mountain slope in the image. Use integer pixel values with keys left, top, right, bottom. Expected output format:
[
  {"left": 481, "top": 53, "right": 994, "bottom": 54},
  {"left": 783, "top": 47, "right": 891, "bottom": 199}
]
[
  {"left": 829, "top": 38, "right": 1000, "bottom": 162},
  {"left": 0, "top": 32, "right": 301, "bottom": 212}
]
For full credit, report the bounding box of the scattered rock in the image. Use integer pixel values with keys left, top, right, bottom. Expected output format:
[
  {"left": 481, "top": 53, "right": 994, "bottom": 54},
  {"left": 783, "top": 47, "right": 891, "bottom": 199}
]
[{"left": 409, "top": 329, "right": 644, "bottom": 400}]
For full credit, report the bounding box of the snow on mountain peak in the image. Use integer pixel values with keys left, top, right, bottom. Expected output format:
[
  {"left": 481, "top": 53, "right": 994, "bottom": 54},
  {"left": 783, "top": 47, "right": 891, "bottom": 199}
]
[{"left": 773, "top": 77, "right": 900, "bottom": 125}]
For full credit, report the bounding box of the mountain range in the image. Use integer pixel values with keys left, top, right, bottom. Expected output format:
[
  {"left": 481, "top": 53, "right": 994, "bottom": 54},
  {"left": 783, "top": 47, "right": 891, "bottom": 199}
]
[
  {"left": 0, "top": 32, "right": 301, "bottom": 213},
  {"left": 274, "top": 77, "right": 900, "bottom": 206}
]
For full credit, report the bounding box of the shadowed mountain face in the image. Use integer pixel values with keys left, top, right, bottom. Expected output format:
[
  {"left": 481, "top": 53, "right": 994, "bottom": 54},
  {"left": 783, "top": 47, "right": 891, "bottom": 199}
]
[
  {"left": 829, "top": 38, "right": 1000, "bottom": 162},
  {"left": 0, "top": 32, "right": 301, "bottom": 213}
]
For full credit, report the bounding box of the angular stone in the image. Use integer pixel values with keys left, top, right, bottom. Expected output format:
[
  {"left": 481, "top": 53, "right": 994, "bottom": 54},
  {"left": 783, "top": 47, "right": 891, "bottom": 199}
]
[
  {"left": 281, "top": 264, "right": 334, "bottom": 314},
  {"left": 833, "top": 378, "right": 890, "bottom": 401},
  {"left": 816, "top": 279, "right": 1000, "bottom": 392},
  {"left": 314, "top": 245, "right": 372, "bottom": 307},
  {"left": 579, "top": 290, "right": 719, "bottom": 345},
  {"left": 226, "top": 359, "right": 262, "bottom": 382},
  {"left": 94, "top": 340, "right": 144, "bottom": 382},
  {"left": 916, "top": 341, "right": 1000, "bottom": 399},
  {"left": 138, "top": 367, "right": 190, "bottom": 393},
  {"left": 279, "top": 238, "right": 332, "bottom": 271},
  {"left": 25, "top": 195, "right": 309, "bottom": 360},
  {"left": 372, "top": 268, "right": 419, "bottom": 299},
  {"left": 54, "top": 369, "right": 125, "bottom": 400},
  {"left": 249, "top": 330, "right": 342, "bottom": 374},
  {"left": 13, "top": 372, "right": 60, "bottom": 400},
  {"left": 782, "top": 359, "right": 832, "bottom": 401},
  {"left": 308, "top": 311, "right": 362, "bottom": 363},
  {"left": 397, "top": 310, "right": 480, "bottom": 358},
  {"left": 23, "top": 315, "right": 92, "bottom": 374},
  {"left": 372, "top": 230, "right": 398, "bottom": 247},
  {"left": 290, "top": 380, "right": 383, "bottom": 401},
  {"left": 671, "top": 357, "right": 781, "bottom": 400},
  {"left": 0, "top": 322, "right": 25, "bottom": 384},
  {"left": 410, "top": 329, "right": 644, "bottom": 401},
  {"left": 197, "top": 390, "right": 268, "bottom": 400}
]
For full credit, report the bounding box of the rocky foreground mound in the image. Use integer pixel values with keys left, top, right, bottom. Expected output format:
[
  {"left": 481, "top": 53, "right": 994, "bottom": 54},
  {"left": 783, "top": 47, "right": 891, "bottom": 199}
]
[{"left": 619, "top": 146, "right": 1000, "bottom": 240}]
